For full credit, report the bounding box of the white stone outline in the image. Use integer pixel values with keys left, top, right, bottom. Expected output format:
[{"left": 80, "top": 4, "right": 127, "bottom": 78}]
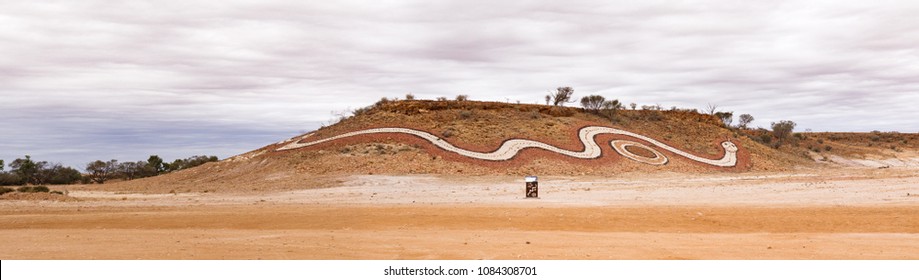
[
  {"left": 611, "top": 140, "right": 669, "bottom": 165},
  {"left": 276, "top": 126, "right": 739, "bottom": 167}
]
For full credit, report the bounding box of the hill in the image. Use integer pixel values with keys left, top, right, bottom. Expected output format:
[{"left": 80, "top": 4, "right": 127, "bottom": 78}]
[{"left": 97, "top": 100, "right": 916, "bottom": 193}]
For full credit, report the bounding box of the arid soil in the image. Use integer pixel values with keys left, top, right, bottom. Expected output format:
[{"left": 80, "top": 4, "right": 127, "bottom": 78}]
[{"left": 1, "top": 167, "right": 917, "bottom": 260}]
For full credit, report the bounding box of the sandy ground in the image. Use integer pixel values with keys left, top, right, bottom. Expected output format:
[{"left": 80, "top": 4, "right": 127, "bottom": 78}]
[{"left": 1, "top": 167, "right": 917, "bottom": 259}]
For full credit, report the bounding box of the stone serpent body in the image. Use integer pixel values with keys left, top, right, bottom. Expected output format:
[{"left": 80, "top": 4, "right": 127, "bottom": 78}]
[{"left": 276, "top": 126, "right": 738, "bottom": 167}]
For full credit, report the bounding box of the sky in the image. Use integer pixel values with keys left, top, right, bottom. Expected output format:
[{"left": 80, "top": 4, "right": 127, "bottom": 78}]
[{"left": 2, "top": 0, "right": 918, "bottom": 169}]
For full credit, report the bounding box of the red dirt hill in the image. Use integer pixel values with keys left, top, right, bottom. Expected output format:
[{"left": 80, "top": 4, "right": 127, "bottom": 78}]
[{"left": 101, "top": 100, "right": 844, "bottom": 193}]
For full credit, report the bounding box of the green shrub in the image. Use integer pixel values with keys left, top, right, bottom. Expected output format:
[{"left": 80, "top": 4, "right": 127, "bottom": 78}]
[
  {"left": 824, "top": 145, "right": 832, "bottom": 152},
  {"left": 0, "top": 187, "right": 13, "bottom": 195},
  {"left": 759, "top": 134, "right": 773, "bottom": 144}
]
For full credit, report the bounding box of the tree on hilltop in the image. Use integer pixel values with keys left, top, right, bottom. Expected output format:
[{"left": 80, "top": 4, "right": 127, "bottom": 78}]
[
  {"left": 738, "top": 114, "right": 754, "bottom": 129},
  {"left": 546, "top": 87, "right": 575, "bottom": 106},
  {"left": 715, "top": 111, "right": 734, "bottom": 127},
  {"left": 580, "top": 95, "right": 606, "bottom": 112}
]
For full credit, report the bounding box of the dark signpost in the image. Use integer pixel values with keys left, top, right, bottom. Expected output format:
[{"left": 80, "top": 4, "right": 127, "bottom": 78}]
[{"left": 525, "top": 176, "right": 538, "bottom": 198}]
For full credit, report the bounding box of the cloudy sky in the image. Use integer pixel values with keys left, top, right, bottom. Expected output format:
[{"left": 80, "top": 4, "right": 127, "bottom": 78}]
[{"left": 2, "top": 0, "right": 918, "bottom": 169}]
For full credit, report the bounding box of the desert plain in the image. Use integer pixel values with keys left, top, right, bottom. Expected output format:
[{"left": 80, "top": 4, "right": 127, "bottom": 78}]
[{"left": 2, "top": 166, "right": 917, "bottom": 259}]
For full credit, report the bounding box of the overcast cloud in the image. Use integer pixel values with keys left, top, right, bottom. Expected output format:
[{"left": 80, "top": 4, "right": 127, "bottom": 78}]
[{"left": 1, "top": 0, "right": 918, "bottom": 168}]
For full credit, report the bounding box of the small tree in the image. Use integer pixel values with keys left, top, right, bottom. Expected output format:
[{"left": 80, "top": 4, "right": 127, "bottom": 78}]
[
  {"left": 147, "top": 155, "right": 166, "bottom": 174},
  {"left": 0, "top": 159, "right": 4, "bottom": 171},
  {"left": 10, "top": 155, "right": 43, "bottom": 185},
  {"left": 600, "top": 99, "right": 623, "bottom": 121},
  {"left": 455, "top": 95, "right": 469, "bottom": 101},
  {"left": 118, "top": 161, "right": 143, "bottom": 180},
  {"left": 580, "top": 95, "right": 606, "bottom": 112},
  {"left": 547, "top": 87, "right": 575, "bottom": 106},
  {"left": 405, "top": 93, "right": 415, "bottom": 100},
  {"left": 630, "top": 103, "right": 637, "bottom": 110},
  {"left": 738, "top": 114, "right": 754, "bottom": 129},
  {"left": 714, "top": 111, "right": 734, "bottom": 127},
  {"left": 705, "top": 103, "right": 719, "bottom": 115},
  {"left": 86, "top": 159, "right": 118, "bottom": 184},
  {"left": 771, "top": 120, "right": 797, "bottom": 140}
]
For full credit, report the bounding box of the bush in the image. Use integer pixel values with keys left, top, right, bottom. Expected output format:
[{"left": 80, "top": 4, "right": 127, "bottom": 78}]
[
  {"left": 771, "top": 120, "right": 796, "bottom": 139},
  {"left": 46, "top": 166, "right": 83, "bottom": 184},
  {"left": 759, "top": 134, "right": 773, "bottom": 144},
  {"left": 436, "top": 97, "right": 447, "bottom": 101},
  {"left": 714, "top": 111, "right": 733, "bottom": 127},
  {"left": 817, "top": 139, "right": 824, "bottom": 144},
  {"left": 0, "top": 172, "right": 22, "bottom": 186},
  {"left": 528, "top": 111, "right": 541, "bottom": 119},
  {"left": 405, "top": 93, "right": 415, "bottom": 100},
  {"left": 597, "top": 100, "right": 622, "bottom": 121},
  {"left": 165, "top": 155, "right": 219, "bottom": 172},
  {"left": 374, "top": 97, "right": 392, "bottom": 107},
  {"left": 455, "top": 95, "right": 469, "bottom": 101},
  {"left": 459, "top": 110, "right": 472, "bottom": 119},
  {"left": 0, "top": 187, "right": 13, "bottom": 195},
  {"left": 771, "top": 141, "right": 783, "bottom": 149},
  {"left": 17, "top": 186, "right": 50, "bottom": 193},
  {"left": 442, "top": 129, "right": 455, "bottom": 138},
  {"left": 351, "top": 106, "right": 371, "bottom": 116},
  {"left": 580, "top": 95, "right": 605, "bottom": 112},
  {"left": 824, "top": 145, "right": 832, "bottom": 152}
]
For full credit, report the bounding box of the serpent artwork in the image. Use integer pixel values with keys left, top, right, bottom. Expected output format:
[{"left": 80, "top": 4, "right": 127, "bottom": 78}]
[{"left": 276, "top": 126, "right": 739, "bottom": 167}]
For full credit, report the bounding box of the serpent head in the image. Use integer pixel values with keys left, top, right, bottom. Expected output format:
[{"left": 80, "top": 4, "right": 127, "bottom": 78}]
[{"left": 721, "top": 141, "right": 739, "bottom": 153}]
